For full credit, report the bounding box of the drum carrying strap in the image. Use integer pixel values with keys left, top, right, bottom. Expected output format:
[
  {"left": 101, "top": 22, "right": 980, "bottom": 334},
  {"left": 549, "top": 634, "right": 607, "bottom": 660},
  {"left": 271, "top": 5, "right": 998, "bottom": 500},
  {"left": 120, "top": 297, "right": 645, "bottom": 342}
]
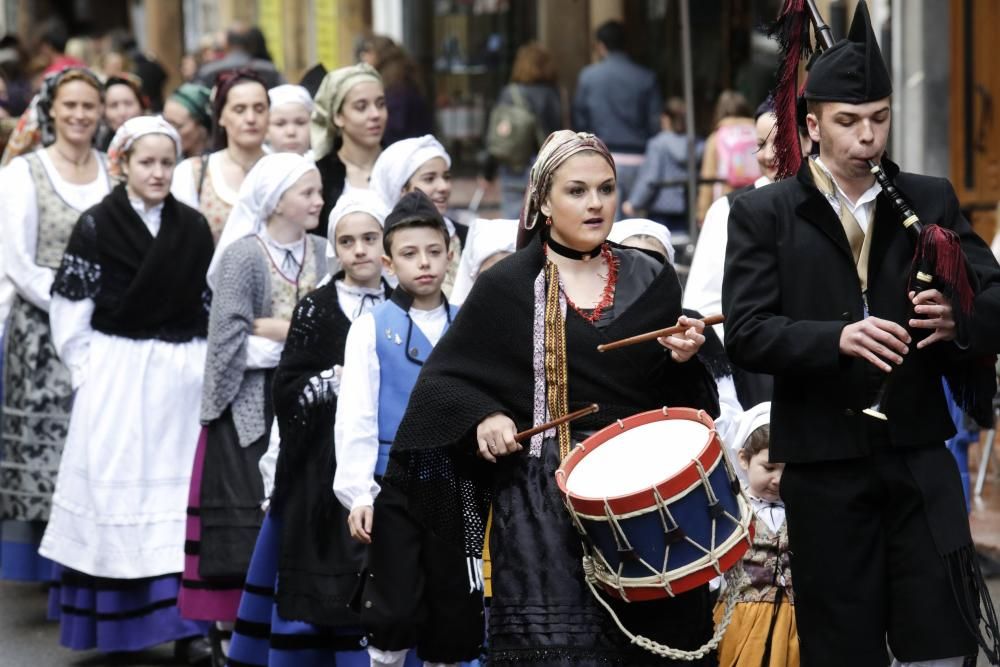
[{"left": 580, "top": 554, "right": 741, "bottom": 661}]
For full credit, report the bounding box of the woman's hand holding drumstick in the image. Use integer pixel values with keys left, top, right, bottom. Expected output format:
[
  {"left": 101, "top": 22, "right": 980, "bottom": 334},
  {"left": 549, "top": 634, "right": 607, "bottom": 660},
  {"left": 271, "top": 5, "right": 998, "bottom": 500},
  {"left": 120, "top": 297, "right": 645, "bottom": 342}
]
[
  {"left": 476, "top": 404, "right": 600, "bottom": 463},
  {"left": 597, "top": 314, "right": 725, "bottom": 360}
]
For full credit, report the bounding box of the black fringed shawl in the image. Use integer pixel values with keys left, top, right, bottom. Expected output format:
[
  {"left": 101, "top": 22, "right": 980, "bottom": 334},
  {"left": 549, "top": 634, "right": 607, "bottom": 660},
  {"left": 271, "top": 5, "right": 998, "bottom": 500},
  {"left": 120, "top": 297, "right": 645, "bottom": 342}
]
[
  {"left": 269, "top": 275, "right": 392, "bottom": 626},
  {"left": 385, "top": 234, "right": 721, "bottom": 557},
  {"left": 52, "top": 183, "right": 214, "bottom": 342}
]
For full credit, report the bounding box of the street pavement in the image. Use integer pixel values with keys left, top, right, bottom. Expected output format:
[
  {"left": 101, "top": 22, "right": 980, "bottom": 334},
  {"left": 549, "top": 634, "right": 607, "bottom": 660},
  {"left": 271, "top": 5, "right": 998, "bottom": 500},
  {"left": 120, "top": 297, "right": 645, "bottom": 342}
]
[{"left": 2, "top": 565, "right": 999, "bottom": 666}]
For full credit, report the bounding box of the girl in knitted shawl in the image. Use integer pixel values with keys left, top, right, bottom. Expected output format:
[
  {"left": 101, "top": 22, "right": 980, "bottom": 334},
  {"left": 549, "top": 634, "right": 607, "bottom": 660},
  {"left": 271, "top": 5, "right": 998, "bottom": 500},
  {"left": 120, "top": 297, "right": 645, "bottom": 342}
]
[
  {"left": 225, "top": 190, "right": 393, "bottom": 667},
  {"left": 178, "top": 153, "right": 327, "bottom": 664},
  {"left": 382, "top": 130, "right": 721, "bottom": 666}
]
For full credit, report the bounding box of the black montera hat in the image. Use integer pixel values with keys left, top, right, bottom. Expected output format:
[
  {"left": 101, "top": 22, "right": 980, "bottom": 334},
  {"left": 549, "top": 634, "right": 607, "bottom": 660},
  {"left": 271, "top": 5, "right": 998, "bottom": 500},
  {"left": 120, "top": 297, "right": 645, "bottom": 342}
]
[
  {"left": 804, "top": 0, "right": 892, "bottom": 104},
  {"left": 384, "top": 190, "right": 446, "bottom": 235}
]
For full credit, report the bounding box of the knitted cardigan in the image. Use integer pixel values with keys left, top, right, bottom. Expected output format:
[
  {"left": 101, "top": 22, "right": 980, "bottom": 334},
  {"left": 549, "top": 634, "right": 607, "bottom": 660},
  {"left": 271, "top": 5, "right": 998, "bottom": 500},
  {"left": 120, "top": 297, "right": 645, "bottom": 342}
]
[{"left": 200, "top": 233, "right": 328, "bottom": 445}]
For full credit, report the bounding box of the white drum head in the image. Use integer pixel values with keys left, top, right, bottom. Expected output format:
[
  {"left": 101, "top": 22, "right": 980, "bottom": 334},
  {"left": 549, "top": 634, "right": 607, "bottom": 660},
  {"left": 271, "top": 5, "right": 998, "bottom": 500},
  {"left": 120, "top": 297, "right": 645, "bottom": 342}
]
[{"left": 566, "top": 419, "right": 709, "bottom": 498}]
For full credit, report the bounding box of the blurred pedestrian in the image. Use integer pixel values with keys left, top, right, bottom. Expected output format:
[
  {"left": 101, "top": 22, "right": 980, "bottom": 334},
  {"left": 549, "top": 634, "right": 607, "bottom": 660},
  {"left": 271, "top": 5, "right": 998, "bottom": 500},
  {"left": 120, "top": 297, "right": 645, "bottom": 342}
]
[
  {"left": 482, "top": 41, "right": 562, "bottom": 220},
  {"left": 171, "top": 69, "right": 270, "bottom": 242},
  {"left": 572, "top": 20, "right": 662, "bottom": 217},
  {"left": 358, "top": 35, "right": 432, "bottom": 146},
  {"left": 107, "top": 29, "right": 169, "bottom": 111},
  {"left": 196, "top": 23, "right": 284, "bottom": 90},
  {"left": 0, "top": 68, "right": 111, "bottom": 582},
  {"left": 622, "top": 97, "right": 704, "bottom": 233},
  {"left": 33, "top": 18, "right": 86, "bottom": 77},
  {"left": 696, "top": 90, "right": 758, "bottom": 221},
  {"left": 0, "top": 35, "right": 32, "bottom": 116},
  {"left": 163, "top": 82, "right": 212, "bottom": 159},
  {"left": 40, "top": 114, "right": 213, "bottom": 664}
]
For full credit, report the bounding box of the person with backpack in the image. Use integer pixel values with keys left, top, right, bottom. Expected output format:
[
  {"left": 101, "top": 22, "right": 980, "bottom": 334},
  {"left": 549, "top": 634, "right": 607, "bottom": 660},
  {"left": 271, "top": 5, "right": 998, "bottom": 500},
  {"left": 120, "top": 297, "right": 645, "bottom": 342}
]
[
  {"left": 482, "top": 42, "right": 561, "bottom": 219},
  {"left": 621, "top": 97, "right": 704, "bottom": 234},
  {"left": 695, "top": 90, "right": 759, "bottom": 223}
]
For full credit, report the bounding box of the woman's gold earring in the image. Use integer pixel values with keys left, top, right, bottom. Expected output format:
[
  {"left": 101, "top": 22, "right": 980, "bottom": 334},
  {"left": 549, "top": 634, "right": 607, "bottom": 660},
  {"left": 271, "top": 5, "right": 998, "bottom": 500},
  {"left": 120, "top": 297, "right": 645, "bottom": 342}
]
[{"left": 546, "top": 217, "right": 552, "bottom": 226}]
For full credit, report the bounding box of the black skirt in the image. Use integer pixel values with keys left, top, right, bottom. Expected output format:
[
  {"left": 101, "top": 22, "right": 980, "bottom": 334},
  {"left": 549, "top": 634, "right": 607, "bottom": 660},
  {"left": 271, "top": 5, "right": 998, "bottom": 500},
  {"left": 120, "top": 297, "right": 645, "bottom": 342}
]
[{"left": 198, "top": 408, "right": 269, "bottom": 579}]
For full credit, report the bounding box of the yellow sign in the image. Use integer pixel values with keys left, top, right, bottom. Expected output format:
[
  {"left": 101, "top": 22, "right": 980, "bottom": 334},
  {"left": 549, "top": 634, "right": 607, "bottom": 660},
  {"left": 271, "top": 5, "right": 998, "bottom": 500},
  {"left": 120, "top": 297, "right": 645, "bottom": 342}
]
[
  {"left": 315, "top": 0, "right": 340, "bottom": 71},
  {"left": 258, "top": 0, "right": 285, "bottom": 71}
]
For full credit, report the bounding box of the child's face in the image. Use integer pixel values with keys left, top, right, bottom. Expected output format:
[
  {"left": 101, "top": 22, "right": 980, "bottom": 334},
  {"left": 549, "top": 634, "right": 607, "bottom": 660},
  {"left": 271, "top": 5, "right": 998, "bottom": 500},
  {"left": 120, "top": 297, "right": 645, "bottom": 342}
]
[
  {"left": 274, "top": 169, "right": 324, "bottom": 231},
  {"left": 739, "top": 448, "right": 784, "bottom": 502},
  {"left": 334, "top": 212, "right": 383, "bottom": 286},
  {"left": 383, "top": 226, "right": 451, "bottom": 300},
  {"left": 404, "top": 157, "right": 452, "bottom": 216},
  {"left": 268, "top": 103, "right": 312, "bottom": 155}
]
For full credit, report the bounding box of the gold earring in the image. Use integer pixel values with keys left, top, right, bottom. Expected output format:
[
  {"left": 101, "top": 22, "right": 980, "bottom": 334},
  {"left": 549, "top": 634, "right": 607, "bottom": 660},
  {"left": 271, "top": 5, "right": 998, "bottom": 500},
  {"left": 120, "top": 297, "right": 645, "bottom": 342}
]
[{"left": 546, "top": 216, "right": 552, "bottom": 226}]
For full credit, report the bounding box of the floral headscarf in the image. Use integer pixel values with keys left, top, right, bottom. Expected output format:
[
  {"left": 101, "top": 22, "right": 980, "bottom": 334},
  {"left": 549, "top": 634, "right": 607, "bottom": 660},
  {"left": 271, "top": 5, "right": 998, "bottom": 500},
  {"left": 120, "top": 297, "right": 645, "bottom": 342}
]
[
  {"left": 36, "top": 67, "right": 104, "bottom": 148},
  {"left": 106, "top": 115, "right": 182, "bottom": 181},
  {"left": 517, "top": 130, "right": 615, "bottom": 248}
]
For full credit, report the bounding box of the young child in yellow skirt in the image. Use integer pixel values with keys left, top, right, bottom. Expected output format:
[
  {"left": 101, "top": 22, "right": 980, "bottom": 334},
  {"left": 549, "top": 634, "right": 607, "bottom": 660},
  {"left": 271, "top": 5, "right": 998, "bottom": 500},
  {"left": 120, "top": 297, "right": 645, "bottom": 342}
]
[{"left": 714, "top": 402, "right": 798, "bottom": 667}]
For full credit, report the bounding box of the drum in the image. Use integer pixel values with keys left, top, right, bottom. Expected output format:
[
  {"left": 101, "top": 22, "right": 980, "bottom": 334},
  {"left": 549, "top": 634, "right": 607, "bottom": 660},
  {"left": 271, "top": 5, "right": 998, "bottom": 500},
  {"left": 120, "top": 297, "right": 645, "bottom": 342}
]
[{"left": 555, "top": 406, "right": 753, "bottom": 602}]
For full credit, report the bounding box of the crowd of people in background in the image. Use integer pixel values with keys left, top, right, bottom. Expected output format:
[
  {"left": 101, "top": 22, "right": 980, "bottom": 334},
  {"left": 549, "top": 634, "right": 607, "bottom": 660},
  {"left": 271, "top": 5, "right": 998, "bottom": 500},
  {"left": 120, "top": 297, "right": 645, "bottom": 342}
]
[{"left": 0, "top": 7, "right": 996, "bottom": 667}]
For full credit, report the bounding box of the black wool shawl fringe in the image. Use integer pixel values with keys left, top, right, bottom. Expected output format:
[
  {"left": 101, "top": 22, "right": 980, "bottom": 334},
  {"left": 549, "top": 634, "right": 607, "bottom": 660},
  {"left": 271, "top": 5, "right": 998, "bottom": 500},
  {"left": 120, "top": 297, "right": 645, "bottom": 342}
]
[{"left": 384, "top": 234, "right": 721, "bottom": 558}]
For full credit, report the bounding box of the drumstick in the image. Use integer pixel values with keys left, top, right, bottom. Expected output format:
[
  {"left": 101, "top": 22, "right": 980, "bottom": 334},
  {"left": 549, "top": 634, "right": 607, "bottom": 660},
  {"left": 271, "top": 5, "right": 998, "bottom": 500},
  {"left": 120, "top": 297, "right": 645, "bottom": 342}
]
[
  {"left": 596, "top": 314, "right": 725, "bottom": 353},
  {"left": 514, "top": 404, "right": 600, "bottom": 443}
]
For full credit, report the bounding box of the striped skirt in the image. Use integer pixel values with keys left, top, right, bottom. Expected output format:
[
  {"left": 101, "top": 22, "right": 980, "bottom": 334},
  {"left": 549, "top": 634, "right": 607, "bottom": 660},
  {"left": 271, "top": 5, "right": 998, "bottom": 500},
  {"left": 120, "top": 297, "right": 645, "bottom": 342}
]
[
  {"left": 48, "top": 564, "right": 207, "bottom": 652},
  {"left": 179, "top": 426, "right": 245, "bottom": 622},
  {"left": 227, "top": 512, "right": 373, "bottom": 667}
]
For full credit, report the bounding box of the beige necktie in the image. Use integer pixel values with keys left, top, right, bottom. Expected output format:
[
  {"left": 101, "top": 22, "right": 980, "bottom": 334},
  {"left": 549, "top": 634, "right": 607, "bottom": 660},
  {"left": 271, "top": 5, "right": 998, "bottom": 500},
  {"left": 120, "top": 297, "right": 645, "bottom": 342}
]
[{"left": 809, "top": 160, "right": 874, "bottom": 291}]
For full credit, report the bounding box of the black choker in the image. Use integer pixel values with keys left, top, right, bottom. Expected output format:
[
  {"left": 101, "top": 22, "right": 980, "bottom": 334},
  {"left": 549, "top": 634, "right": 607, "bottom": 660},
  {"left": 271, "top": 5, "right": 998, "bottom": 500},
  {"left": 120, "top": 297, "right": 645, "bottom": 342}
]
[{"left": 546, "top": 236, "right": 603, "bottom": 261}]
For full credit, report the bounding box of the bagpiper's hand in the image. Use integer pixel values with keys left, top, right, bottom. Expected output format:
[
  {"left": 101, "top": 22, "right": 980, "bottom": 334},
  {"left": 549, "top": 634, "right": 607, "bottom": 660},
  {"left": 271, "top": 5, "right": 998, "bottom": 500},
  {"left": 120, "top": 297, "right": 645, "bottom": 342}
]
[
  {"left": 348, "top": 505, "right": 373, "bottom": 544},
  {"left": 658, "top": 315, "right": 706, "bottom": 363},
  {"left": 909, "top": 289, "right": 957, "bottom": 348},
  {"left": 476, "top": 412, "right": 520, "bottom": 463},
  {"left": 839, "top": 317, "right": 911, "bottom": 372}
]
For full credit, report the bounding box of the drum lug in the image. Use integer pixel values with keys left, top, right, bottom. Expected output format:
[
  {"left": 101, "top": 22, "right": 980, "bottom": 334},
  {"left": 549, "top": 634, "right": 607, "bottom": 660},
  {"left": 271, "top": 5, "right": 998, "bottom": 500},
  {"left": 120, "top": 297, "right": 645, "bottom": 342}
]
[
  {"left": 617, "top": 547, "right": 639, "bottom": 562},
  {"left": 707, "top": 500, "right": 725, "bottom": 520},
  {"left": 664, "top": 526, "right": 686, "bottom": 545}
]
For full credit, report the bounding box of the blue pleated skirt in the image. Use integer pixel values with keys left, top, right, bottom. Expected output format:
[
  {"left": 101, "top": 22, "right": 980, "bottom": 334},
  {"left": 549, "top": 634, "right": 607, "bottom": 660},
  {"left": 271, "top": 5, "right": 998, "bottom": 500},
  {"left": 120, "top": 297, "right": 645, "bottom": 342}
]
[
  {"left": 227, "top": 512, "right": 375, "bottom": 667},
  {"left": 48, "top": 564, "right": 208, "bottom": 652}
]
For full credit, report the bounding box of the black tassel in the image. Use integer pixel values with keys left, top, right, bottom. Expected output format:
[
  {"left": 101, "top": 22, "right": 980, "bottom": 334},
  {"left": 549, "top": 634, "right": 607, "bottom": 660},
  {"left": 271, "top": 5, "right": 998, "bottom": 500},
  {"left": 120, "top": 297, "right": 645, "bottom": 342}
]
[{"left": 946, "top": 546, "right": 1000, "bottom": 664}]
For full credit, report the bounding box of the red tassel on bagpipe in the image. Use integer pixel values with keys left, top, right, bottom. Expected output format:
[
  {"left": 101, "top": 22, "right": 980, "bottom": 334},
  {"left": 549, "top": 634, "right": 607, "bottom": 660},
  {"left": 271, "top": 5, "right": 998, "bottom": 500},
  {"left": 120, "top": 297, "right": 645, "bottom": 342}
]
[
  {"left": 909, "top": 224, "right": 975, "bottom": 319},
  {"left": 768, "top": 0, "right": 811, "bottom": 179}
]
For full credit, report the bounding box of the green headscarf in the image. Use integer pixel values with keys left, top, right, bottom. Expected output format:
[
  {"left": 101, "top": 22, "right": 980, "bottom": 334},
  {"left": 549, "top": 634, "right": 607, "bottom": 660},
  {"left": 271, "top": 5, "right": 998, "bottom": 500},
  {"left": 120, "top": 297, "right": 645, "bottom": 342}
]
[{"left": 310, "top": 63, "right": 382, "bottom": 161}]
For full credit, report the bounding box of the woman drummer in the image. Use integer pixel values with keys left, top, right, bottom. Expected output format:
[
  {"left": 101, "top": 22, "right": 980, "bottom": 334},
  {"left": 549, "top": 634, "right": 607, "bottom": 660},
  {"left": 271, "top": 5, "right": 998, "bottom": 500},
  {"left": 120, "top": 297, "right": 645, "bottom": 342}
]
[{"left": 378, "top": 130, "right": 721, "bottom": 665}]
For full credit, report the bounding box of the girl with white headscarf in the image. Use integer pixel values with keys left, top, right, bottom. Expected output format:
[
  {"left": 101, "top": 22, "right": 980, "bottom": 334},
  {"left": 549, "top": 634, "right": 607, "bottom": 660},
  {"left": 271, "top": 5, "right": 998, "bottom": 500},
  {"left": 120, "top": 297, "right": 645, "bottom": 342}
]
[
  {"left": 608, "top": 218, "right": 675, "bottom": 265},
  {"left": 369, "top": 133, "right": 466, "bottom": 295},
  {"left": 225, "top": 188, "right": 392, "bottom": 667},
  {"left": 178, "top": 152, "right": 328, "bottom": 654},
  {"left": 311, "top": 63, "right": 387, "bottom": 236},
  {"left": 450, "top": 217, "right": 518, "bottom": 305},
  {"left": 266, "top": 84, "right": 314, "bottom": 157},
  {"left": 39, "top": 115, "right": 213, "bottom": 658}
]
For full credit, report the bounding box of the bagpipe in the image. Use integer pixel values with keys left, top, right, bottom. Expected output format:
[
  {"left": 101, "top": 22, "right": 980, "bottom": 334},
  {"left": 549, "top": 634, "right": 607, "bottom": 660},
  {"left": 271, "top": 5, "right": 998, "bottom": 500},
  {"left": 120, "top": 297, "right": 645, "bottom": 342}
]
[{"left": 773, "top": 0, "right": 991, "bottom": 425}]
